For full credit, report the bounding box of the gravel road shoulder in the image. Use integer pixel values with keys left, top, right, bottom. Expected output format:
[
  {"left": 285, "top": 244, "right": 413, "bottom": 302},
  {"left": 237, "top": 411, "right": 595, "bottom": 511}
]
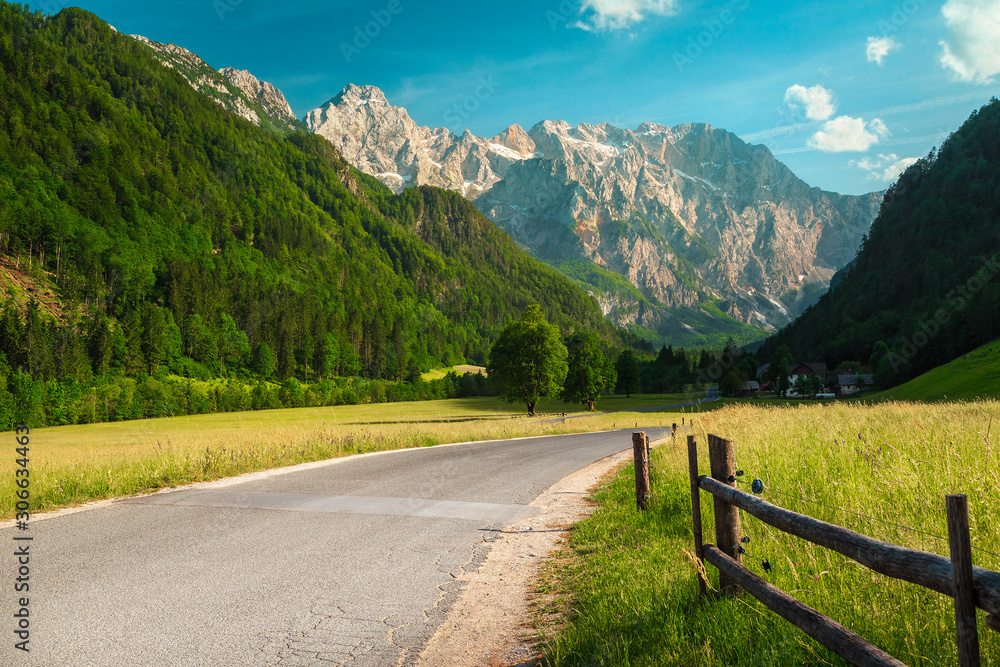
[{"left": 415, "top": 445, "right": 641, "bottom": 666}]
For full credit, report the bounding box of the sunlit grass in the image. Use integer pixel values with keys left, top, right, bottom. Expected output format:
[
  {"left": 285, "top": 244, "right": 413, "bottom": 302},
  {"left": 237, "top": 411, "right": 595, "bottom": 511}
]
[
  {"left": 538, "top": 400, "right": 1000, "bottom": 666},
  {"left": 418, "top": 364, "right": 487, "bottom": 381}
]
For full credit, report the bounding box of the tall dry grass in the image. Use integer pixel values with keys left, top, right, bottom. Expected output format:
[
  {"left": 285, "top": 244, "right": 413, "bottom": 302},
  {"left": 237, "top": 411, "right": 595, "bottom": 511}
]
[{"left": 541, "top": 400, "right": 1000, "bottom": 666}]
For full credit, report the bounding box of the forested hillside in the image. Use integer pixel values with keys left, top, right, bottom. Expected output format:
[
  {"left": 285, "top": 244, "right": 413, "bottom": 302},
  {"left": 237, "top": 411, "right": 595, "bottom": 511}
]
[
  {"left": 761, "top": 98, "right": 1000, "bottom": 386},
  {"left": 0, "top": 4, "right": 619, "bottom": 426}
]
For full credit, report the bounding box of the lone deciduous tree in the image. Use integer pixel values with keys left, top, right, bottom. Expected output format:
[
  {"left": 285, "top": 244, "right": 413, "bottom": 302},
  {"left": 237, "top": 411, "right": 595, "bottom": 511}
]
[
  {"left": 487, "top": 305, "right": 568, "bottom": 416},
  {"left": 561, "top": 332, "right": 616, "bottom": 411}
]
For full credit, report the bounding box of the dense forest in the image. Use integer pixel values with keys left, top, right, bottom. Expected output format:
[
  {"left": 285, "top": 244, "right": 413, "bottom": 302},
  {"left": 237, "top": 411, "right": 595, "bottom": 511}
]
[
  {"left": 760, "top": 98, "right": 1000, "bottom": 386},
  {"left": 0, "top": 4, "right": 633, "bottom": 427}
]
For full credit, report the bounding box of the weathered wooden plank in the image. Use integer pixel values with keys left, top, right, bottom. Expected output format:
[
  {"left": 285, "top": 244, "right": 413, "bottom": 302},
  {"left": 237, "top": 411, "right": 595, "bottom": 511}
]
[
  {"left": 947, "top": 494, "right": 981, "bottom": 667},
  {"left": 698, "top": 475, "right": 1000, "bottom": 617},
  {"left": 704, "top": 545, "right": 907, "bottom": 667},
  {"left": 707, "top": 435, "right": 741, "bottom": 594},
  {"left": 687, "top": 435, "right": 706, "bottom": 597},
  {"left": 987, "top": 614, "right": 1000, "bottom": 632}
]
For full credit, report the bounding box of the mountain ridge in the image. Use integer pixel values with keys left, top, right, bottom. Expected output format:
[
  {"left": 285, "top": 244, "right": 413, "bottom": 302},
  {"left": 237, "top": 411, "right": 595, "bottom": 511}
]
[
  {"left": 0, "top": 3, "right": 621, "bottom": 394},
  {"left": 98, "top": 34, "right": 884, "bottom": 348},
  {"left": 304, "top": 84, "right": 884, "bottom": 344},
  {"left": 129, "top": 33, "right": 301, "bottom": 133}
]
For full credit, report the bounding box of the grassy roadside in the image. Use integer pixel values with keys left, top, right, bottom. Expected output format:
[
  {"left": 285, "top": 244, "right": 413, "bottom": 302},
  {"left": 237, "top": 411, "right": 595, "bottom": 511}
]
[
  {"left": 0, "top": 394, "right": 692, "bottom": 519},
  {"left": 533, "top": 401, "right": 1000, "bottom": 666}
]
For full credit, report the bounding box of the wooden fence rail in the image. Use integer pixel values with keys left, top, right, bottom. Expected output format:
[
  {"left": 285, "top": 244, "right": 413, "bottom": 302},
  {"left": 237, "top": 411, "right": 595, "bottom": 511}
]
[
  {"left": 697, "top": 475, "right": 1000, "bottom": 618},
  {"left": 703, "top": 545, "right": 907, "bottom": 667},
  {"left": 687, "top": 433, "right": 999, "bottom": 667}
]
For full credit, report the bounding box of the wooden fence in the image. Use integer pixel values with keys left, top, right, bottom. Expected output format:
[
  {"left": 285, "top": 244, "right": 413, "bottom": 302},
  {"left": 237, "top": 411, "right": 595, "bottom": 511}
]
[{"left": 682, "top": 433, "right": 1000, "bottom": 667}]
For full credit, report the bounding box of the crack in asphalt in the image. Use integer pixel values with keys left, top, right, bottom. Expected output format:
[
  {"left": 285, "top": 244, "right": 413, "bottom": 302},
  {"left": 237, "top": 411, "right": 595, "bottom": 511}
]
[{"left": 265, "top": 527, "right": 506, "bottom": 667}]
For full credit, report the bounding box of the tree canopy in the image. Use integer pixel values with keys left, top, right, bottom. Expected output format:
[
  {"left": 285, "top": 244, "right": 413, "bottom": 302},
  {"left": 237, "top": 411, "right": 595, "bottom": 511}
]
[
  {"left": 486, "top": 305, "right": 568, "bottom": 416},
  {"left": 760, "top": 98, "right": 1000, "bottom": 388},
  {"left": 614, "top": 348, "right": 640, "bottom": 398},
  {"left": 561, "top": 332, "right": 616, "bottom": 411}
]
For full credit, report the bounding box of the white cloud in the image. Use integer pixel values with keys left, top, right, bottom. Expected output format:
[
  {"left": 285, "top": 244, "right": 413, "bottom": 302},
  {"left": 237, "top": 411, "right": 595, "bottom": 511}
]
[
  {"left": 852, "top": 153, "right": 920, "bottom": 182},
  {"left": 939, "top": 0, "right": 1000, "bottom": 83},
  {"left": 808, "top": 116, "right": 890, "bottom": 153},
  {"left": 783, "top": 84, "right": 836, "bottom": 121},
  {"left": 575, "top": 0, "right": 678, "bottom": 31},
  {"left": 866, "top": 36, "right": 899, "bottom": 66}
]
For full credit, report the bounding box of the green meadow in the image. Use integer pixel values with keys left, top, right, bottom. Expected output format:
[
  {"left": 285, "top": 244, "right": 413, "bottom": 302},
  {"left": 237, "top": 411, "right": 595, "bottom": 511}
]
[{"left": 536, "top": 400, "right": 1000, "bottom": 665}]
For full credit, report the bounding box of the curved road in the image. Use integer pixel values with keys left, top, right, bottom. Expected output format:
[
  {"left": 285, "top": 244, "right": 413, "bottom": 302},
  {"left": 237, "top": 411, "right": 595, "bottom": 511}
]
[{"left": 4, "top": 426, "right": 669, "bottom": 666}]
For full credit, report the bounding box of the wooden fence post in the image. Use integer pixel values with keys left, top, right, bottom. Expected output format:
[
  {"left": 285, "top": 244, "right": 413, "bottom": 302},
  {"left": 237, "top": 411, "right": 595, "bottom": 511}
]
[
  {"left": 687, "top": 435, "right": 706, "bottom": 597},
  {"left": 947, "top": 494, "right": 981, "bottom": 667},
  {"left": 708, "top": 434, "right": 741, "bottom": 594},
  {"left": 672, "top": 423, "right": 678, "bottom": 441},
  {"left": 633, "top": 432, "right": 650, "bottom": 511}
]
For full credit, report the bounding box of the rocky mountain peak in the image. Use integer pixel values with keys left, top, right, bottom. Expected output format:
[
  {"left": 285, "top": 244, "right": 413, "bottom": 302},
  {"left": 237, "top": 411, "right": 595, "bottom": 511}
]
[
  {"left": 491, "top": 124, "right": 536, "bottom": 156},
  {"left": 332, "top": 83, "right": 389, "bottom": 105},
  {"left": 219, "top": 67, "right": 296, "bottom": 125},
  {"left": 218, "top": 66, "right": 260, "bottom": 98},
  {"left": 130, "top": 35, "right": 299, "bottom": 131},
  {"left": 303, "top": 87, "right": 884, "bottom": 340}
]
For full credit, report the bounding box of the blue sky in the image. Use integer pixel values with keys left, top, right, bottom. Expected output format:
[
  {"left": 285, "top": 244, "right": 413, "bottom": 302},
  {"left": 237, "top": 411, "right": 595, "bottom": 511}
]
[{"left": 47, "top": 0, "right": 1000, "bottom": 194}]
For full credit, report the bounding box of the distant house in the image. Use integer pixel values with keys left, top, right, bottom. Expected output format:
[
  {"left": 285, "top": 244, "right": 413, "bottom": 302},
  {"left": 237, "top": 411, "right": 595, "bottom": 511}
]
[
  {"left": 742, "top": 380, "right": 760, "bottom": 398},
  {"left": 755, "top": 363, "right": 773, "bottom": 390},
  {"left": 837, "top": 374, "right": 859, "bottom": 396},
  {"left": 829, "top": 372, "right": 876, "bottom": 395},
  {"left": 789, "top": 362, "right": 827, "bottom": 383},
  {"left": 787, "top": 362, "right": 828, "bottom": 396}
]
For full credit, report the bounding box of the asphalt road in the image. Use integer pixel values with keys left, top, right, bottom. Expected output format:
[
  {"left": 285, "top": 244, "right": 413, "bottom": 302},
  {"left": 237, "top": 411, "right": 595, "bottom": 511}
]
[{"left": 3, "top": 426, "right": 669, "bottom": 667}]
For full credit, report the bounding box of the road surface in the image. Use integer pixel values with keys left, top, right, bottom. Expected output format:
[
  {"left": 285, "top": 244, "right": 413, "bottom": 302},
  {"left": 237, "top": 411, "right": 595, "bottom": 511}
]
[{"left": 3, "top": 426, "right": 669, "bottom": 666}]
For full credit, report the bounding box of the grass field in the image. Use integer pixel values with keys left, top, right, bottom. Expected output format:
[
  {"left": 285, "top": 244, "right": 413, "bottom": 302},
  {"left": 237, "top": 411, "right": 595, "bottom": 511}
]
[
  {"left": 536, "top": 400, "right": 1000, "bottom": 666},
  {"left": 419, "top": 364, "right": 487, "bottom": 381},
  {"left": 0, "top": 393, "right": 698, "bottom": 520}
]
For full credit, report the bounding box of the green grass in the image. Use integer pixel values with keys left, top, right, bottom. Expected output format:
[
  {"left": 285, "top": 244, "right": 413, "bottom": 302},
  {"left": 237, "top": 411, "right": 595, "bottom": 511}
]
[
  {"left": 865, "top": 339, "right": 1000, "bottom": 402},
  {"left": 419, "top": 364, "right": 486, "bottom": 382},
  {"left": 536, "top": 401, "right": 1000, "bottom": 666}
]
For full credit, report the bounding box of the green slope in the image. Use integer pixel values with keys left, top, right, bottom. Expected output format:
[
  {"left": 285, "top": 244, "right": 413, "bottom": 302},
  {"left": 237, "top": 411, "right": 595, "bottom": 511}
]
[
  {"left": 543, "top": 258, "right": 765, "bottom": 348},
  {"left": 864, "top": 338, "right": 1000, "bottom": 401}
]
